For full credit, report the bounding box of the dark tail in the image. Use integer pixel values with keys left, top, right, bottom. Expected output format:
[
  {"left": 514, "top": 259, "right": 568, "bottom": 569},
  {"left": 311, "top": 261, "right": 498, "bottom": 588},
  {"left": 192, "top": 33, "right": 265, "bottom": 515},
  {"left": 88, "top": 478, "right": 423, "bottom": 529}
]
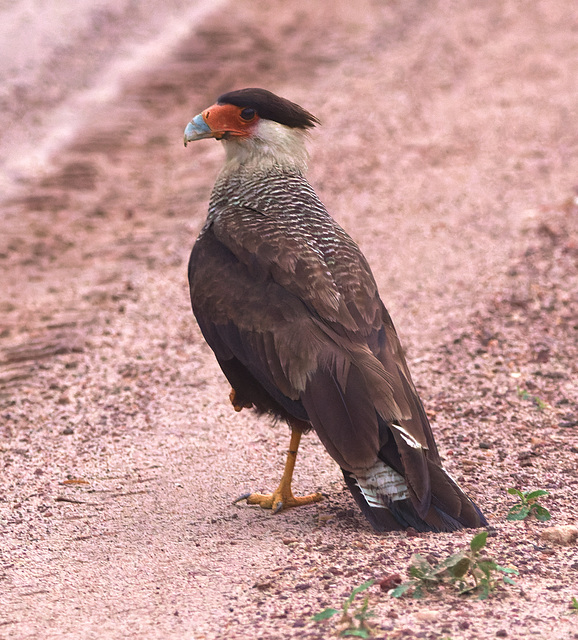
[{"left": 342, "top": 463, "right": 488, "bottom": 533}]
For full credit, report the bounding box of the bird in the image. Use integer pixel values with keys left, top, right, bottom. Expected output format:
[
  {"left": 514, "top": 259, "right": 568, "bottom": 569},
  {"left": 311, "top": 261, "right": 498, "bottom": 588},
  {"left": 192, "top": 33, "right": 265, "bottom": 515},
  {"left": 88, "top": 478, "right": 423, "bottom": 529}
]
[{"left": 183, "top": 88, "right": 487, "bottom": 532}]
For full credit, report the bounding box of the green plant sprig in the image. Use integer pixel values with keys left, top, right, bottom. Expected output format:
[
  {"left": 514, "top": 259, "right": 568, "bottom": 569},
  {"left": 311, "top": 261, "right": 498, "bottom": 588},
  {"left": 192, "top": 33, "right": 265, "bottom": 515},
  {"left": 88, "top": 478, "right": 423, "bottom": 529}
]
[
  {"left": 516, "top": 386, "right": 548, "bottom": 410},
  {"left": 506, "top": 488, "right": 551, "bottom": 522},
  {"left": 390, "top": 531, "right": 518, "bottom": 600},
  {"left": 312, "top": 580, "right": 376, "bottom": 638}
]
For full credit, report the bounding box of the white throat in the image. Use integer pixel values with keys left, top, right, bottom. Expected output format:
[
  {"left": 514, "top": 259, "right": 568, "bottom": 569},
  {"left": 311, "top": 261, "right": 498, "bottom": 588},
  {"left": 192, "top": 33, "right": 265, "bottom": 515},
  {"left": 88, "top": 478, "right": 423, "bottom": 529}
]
[{"left": 221, "top": 120, "right": 310, "bottom": 175}]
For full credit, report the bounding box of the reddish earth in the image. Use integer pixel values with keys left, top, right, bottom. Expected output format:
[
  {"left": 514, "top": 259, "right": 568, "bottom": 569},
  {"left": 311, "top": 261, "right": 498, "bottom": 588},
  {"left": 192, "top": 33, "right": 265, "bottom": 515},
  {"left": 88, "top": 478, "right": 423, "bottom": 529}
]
[{"left": 1, "top": 1, "right": 577, "bottom": 639}]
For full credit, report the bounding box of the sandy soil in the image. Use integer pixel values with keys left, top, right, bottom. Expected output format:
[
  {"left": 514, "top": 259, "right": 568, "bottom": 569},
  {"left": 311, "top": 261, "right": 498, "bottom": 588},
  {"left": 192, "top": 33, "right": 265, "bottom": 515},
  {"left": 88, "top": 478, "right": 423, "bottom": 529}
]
[{"left": 1, "top": 1, "right": 577, "bottom": 638}]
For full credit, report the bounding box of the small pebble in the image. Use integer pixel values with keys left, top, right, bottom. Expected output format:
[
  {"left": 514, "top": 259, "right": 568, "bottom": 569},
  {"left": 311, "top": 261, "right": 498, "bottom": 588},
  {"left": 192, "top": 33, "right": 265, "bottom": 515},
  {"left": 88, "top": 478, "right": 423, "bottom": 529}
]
[
  {"left": 379, "top": 573, "right": 402, "bottom": 591},
  {"left": 415, "top": 610, "right": 438, "bottom": 622},
  {"left": 540, "top": 525, "right": 578, "bottom": 546}
]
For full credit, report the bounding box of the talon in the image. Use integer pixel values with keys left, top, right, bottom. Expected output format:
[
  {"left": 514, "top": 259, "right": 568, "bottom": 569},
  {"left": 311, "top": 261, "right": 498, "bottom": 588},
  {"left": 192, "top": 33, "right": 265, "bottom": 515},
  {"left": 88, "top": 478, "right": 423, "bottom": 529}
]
[{"left": 233, "top": 490, "right": 323, "bottom": 512}]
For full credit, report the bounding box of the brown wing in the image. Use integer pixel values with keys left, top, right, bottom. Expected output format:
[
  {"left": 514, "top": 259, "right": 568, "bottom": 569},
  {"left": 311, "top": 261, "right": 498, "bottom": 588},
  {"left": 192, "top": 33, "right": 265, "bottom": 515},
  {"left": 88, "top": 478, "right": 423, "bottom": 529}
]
[{"left": 189, "top": 203, "right": 443, "bottom": 514}]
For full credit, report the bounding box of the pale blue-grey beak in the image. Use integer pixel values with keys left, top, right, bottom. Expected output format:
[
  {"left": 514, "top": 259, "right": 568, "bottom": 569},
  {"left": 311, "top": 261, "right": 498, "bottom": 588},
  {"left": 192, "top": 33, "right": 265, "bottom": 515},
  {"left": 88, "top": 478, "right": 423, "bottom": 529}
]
[{"left": 184, "top": 114, "right": 213, "bottom": 146}]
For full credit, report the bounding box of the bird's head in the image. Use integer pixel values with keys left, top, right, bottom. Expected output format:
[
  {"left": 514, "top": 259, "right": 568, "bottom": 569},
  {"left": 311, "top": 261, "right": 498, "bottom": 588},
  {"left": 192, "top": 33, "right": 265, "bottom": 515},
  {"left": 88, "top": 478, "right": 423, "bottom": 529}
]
[{"left": 184, "top": 88, "right": 319, "bottom": 172}]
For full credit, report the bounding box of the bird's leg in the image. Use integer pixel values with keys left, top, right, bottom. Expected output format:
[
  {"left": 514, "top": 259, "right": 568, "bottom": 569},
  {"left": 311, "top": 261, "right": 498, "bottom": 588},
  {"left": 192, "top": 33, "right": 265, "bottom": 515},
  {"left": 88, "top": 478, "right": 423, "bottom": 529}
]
[{"left": 233, "top": 425, "right": 323, "bottom": 513}]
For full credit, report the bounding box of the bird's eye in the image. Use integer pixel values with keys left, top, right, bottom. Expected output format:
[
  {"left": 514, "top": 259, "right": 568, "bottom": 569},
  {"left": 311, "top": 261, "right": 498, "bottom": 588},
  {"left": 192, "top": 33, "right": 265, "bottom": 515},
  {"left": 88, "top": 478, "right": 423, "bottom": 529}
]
[{"left": 240, "top": 108, "right": 256, "bottom": 121}]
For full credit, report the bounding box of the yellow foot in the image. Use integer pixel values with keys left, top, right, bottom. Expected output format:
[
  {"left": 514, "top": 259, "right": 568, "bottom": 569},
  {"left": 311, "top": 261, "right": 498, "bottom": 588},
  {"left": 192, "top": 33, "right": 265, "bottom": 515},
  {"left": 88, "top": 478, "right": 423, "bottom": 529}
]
[
  {"left": 234, "top": 427, "right": 322, "bottom": 514},
  {"left": 229, "top": 388, "right": 253, "bottom": 412},
  {"left": 233, "top": 489, "right": 323, "bottom": 514}
]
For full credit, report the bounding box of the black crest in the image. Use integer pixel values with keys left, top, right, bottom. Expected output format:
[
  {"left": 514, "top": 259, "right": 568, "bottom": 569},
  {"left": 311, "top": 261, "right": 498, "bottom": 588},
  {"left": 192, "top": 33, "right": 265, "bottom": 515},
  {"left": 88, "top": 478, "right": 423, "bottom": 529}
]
[{"left": 217, "top": 88, "right": 319, "bottom": 130}]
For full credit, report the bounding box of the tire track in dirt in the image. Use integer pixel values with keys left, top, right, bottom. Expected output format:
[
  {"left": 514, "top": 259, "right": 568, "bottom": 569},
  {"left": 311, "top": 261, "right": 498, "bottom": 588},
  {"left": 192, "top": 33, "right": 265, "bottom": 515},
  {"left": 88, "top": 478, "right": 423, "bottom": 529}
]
[{"left": 0, "top": 0, "right": 226, "bottom": 198}]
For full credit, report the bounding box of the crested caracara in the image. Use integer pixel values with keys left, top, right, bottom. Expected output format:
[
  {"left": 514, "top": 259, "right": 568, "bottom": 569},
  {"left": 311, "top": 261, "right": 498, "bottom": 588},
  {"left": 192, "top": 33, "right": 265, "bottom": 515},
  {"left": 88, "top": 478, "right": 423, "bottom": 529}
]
[{"left": 183, "top": 88, "right": 487, "bottom": 532}]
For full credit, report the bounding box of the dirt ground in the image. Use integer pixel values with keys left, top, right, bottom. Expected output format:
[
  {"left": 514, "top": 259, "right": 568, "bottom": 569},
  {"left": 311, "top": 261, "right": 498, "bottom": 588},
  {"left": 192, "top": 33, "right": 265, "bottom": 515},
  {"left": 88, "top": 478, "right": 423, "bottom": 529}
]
[{"left": 1, "top": 1, "right": 577, "bottom": 638}]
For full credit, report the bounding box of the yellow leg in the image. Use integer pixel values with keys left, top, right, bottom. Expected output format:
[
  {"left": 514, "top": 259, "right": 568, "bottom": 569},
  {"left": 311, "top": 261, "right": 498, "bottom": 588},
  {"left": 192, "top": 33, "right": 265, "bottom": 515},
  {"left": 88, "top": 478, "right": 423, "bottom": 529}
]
[{"left": 233, "top": 427, "right": 323, "bottom": 513}]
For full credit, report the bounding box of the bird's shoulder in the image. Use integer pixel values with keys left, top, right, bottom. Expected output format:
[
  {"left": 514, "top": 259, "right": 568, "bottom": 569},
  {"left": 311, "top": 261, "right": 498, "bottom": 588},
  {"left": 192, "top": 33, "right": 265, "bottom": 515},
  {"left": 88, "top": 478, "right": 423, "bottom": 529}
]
[{"left": 198, "top": 170, "right": 382, "bottom": 332}]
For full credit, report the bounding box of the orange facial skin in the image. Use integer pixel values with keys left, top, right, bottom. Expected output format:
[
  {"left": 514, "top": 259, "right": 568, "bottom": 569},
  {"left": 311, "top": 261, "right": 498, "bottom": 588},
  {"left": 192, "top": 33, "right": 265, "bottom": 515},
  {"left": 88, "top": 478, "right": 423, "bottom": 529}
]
[{"left": 201, "top": 103, "right": 259, "bottom": 139}]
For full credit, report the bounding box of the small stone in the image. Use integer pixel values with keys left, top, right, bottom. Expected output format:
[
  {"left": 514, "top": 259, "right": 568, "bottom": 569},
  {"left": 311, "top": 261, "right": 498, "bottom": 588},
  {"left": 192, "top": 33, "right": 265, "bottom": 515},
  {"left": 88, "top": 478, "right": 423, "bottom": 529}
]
[
  {"left": 415, "top": 610, "right": 438, "bottom": 622},
  {"left": 253, "top": 581, "right": 273, "bottom": 591},
  {"left": 379, "top": 573, "right": 402, "bottom": 591},
  {"left": 540, "top": 525, "right": 578, "bottom": 546},
  {"left": 496, "top": 630, "right": 508, "bottom": 637}
]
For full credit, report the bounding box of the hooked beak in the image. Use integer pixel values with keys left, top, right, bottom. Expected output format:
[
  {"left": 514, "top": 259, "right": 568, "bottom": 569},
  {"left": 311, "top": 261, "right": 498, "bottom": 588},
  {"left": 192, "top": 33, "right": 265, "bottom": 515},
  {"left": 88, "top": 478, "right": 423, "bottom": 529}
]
[{"left": 184, "top": 114, "right": 214, "bottom": 146}]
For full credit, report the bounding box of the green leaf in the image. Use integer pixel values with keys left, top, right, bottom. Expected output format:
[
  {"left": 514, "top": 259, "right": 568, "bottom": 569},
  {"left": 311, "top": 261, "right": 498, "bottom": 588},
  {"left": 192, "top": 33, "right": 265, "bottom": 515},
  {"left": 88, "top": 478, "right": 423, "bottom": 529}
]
[
  {"left": 341, "top": 629, "right": 370, "bottom": 638},
  {"left": 496, "top": 565, "right": 519, "bottom": 576},
  {"left": 408, "top": 555, "right": 432, "bottom": 578},
  {"left": 477, "top": 559, "right": 498, "bottom": 578},
  {"left": 412, "top": 585, "right": 425, "bottom": 599},
  {"left": 390, "top": 582, "right": 414, "bottom": 598},
  {"left": 438, "top": 550, "right": 467, "bottom": 570},
  {"left": 525, "top": 489, "right": 549, "bottom": 500},
  {"left": 507, "top": 487, "right": 524, "bottom": 498},
  {"left": 349, "top": 580, "right": 375, "bottom": 598},
  {"left": 533, "top": 505, "right": 551, "bottom": 521},
  {"left": 343, "top": 580, "right": 374, "bottom": 613},
  {"left": 503, "top": 576, "right": 517, "bottom": 586},
  {"left": 470, "top": 531, "right": 488, "bottom": 553},
  {"left": 447, "top": 557, "right": 471, "bottom": 579},
  {"left": 570, "top": 596, "right": 578, "bottom": 611},
  {"left": 312, "top": 608, "right": 339, "bottom": 621},
  {"left": 506, "top": 504, "right": 531, "bottom": 521}
]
